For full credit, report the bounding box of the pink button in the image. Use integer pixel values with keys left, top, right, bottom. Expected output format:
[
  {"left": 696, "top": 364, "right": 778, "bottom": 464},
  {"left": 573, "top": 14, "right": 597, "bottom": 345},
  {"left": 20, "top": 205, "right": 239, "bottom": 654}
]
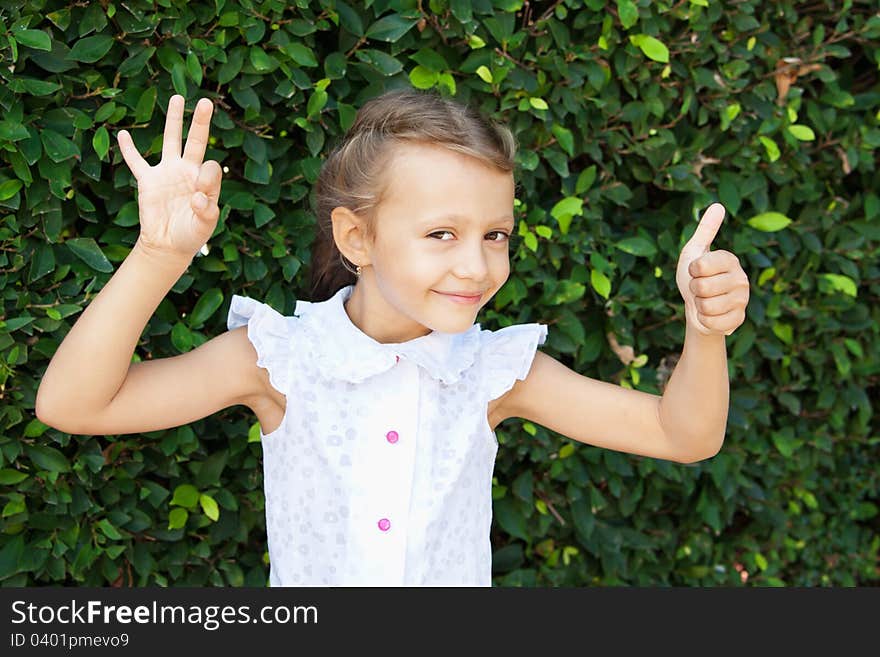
[
  {"left": 396, "top": 355, "right": 400, "bottom": 362},
  {"left": 378, "top": 518, "right": 391, "bottom": 531},
  {"left": 386, "top": 430, "right": 399, "bottom": 444}
]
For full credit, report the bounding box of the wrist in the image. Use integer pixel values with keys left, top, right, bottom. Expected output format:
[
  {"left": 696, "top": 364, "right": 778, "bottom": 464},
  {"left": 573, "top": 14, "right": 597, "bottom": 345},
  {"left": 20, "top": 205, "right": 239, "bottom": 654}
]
[{"left": 132, "top": 238, "right": 193, "bottom": 271}]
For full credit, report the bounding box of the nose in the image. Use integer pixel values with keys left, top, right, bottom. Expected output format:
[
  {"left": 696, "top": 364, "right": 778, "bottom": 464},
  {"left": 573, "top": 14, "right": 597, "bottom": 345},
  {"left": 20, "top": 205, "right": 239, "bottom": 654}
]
[{"left": 450, "top": 236, "right": 493, "bottom": 282}]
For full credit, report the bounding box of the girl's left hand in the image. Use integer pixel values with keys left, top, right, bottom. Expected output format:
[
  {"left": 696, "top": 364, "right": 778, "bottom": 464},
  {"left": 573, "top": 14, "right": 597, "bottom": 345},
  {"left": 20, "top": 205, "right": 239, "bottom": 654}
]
[{"left": 675, "top": 202, "right": 750, "bottom": 337}]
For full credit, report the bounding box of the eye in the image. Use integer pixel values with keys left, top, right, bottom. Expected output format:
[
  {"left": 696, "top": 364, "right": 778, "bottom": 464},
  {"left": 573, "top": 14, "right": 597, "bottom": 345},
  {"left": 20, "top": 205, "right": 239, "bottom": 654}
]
[{"left": 428, "top": 230, "right": 510, "bottom": 242}]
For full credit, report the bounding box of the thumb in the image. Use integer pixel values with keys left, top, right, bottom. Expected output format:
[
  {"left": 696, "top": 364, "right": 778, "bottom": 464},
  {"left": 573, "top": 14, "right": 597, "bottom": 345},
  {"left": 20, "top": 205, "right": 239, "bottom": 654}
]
[{"left": 685, "top": 202, "right": 726, "bottom": 252}]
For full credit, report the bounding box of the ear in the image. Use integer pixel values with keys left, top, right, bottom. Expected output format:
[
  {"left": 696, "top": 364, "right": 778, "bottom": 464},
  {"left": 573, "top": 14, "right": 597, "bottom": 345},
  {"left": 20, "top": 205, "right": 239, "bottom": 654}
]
[{"left": 331, "top": 207, "right": 373, "bottom": 267}]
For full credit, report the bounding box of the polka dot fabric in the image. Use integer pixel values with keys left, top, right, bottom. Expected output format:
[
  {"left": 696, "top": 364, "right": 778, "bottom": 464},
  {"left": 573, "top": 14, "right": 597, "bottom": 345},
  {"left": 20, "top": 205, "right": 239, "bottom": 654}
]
[{"left": 226, "top": 284, "right": 548, "bottom": 586}]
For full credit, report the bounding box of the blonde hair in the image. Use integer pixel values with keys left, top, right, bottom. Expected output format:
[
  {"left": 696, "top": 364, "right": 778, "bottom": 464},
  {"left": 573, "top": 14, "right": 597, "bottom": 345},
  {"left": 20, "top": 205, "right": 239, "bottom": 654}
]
[{"left": 308, "top": 87, "right": 518, "bottom": 301}]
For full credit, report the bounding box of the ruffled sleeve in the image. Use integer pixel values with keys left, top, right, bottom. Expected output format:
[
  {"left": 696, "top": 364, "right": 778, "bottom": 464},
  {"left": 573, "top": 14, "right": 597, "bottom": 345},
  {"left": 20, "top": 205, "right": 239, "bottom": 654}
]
[
  {"left": 227, "top": 295, "right": 292, "bottom": 396},
  {"left": 480, "top": 323, "right": 548, "bottom": 403}
]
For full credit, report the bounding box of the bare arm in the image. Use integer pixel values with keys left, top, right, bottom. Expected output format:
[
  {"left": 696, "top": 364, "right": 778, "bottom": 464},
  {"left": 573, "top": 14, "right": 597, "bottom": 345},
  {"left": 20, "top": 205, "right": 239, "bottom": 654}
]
[
  {"left": 656, "top": 323, "right": 728, "bottom": 459},
  {"left": 36, "top": 242, "right": 189, "bottom": 422},
  {"left": 35, "top": 93, "right": 232, "bottom": 430}
]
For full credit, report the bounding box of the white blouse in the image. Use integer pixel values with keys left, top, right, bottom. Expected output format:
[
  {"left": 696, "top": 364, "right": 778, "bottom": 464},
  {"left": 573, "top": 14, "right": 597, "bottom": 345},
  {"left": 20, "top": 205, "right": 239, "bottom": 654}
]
[{"left": 227, "top": 283, "right": 548, "bottom": 586}]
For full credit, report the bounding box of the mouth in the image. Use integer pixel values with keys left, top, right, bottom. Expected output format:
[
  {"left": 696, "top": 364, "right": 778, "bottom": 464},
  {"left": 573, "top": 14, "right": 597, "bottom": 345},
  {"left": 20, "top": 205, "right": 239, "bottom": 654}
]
[{"left": 434, "top": 290, "right": 484, "bottom": 304}]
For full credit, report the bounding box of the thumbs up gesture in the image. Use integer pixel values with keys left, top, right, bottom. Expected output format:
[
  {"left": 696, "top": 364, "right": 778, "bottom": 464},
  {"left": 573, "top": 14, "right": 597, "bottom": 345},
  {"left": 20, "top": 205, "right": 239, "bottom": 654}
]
[{"left": 676, "top": 203, "right": 750, "bottom": 337}]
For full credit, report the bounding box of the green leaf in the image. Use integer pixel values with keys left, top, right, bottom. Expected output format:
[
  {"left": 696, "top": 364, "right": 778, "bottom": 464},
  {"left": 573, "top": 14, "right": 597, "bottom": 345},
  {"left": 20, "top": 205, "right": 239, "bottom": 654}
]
[
  {"left": 26, "top": 444, "right": 71, "bottom": 472},
  {"left": 410, "top": 47, "right": 449, "bottom": 72},
  {"left": 0, "top": 469, "right": 29, "bottom": 485},
  {"left": 615, "top": 236, "right": 658, "bottom": 257},
  {"left": 307, "top": 88, "right": 328, "bottom": 118},
  {"left": 494, "top": 497, "right": 529, "bottom": 541},
  {"left": 0, "top": 179, "right": 23, "bottom": 201},
  {"left": 92, "top": 126, "right": 109, "bottom": 160},
  {"left": 758, "top": 136, "right": 781, "bottom": 162},
  {"left": 409, "top": 65, "right": 438, "bottom": 89},
  {"left": 630, "top": 34, "right": 669, "bottom": 63},
  {"left": 747, "top": 212, "right": 792, "bottom": 232},
  {"left": 591, "top": 269, "right": 611, "bottom": 299},
  {"left": 40, "top": 129, "right": 81, "bottom": 163},
  {"left": 616, "top": 0, "right": 639, "bottom": 29},
  {"left": 65, "top": 237, "right": 113, "bottom": 272},
  {"left": 336, "top": 1, "right": 364, "bottom": 36},
  {"left": 13, "top": 29, "right": 52, "bottom": 51},
  {"left": 512, "top": 471, "right": 533, "bottom": 506},
  {"left": 187, "top": 287, "right": 224, "bottom": 328},
  {"left": 570, "top": 498, "right": 595, "bottom": 540},
  {"left": 283, "top": 42, "right": 318, "bottom": 67},
  {"left": 451, "top": 0, "right": 473, "bottom": 23},
  {"left": 365, "top": 14, "right": 419, "bottom": 42},
  {"left": 475, "top": 65, "right": 493, "bottom": 83},
  {"left": 66, "top": 34, "right": 114, "bottom": 63},
  {"left": 575, "top": 166, "right": 597, "bottom": 194},
  {"left": 529, "top": 97, "right": 549, "bottom": 110},
  {"left": 16, "top": 78, "right": 63, "bottom": 96},
  {"left": 249, "top": 47, "right": 275, "bottom": 72},
  {"left": 171, "top": 484, "right": 200, "bottom": 509},
  {"left": 195, "top": 450, "right": 228, "bottom": 488},
  {"left": 168, "top": 508, "right": 188, "bottom": 530},
  {"left": 0, "top": 120, "right": 31, "bottom": 142},
  {"left": 185, "top": 51, "right": 203, "bottom": 85},
  {"left": 551, "top": 124, "right": 575, "bottom": 156},
  {"left": 819, "top": 273, "right": 857, "bottom": 297},
  {"left": 787, "top": 124, "right": 815, "bottom": 141},
  {"left": 171, "top": 321, "right": 193, "bottom": 353},
  {"left": 199, "top": 494, "right": 220, "bottom": 521},
  {"left": 548, "top": 280, "right": 585, "bottom": 305},
  {"left": 171, "top": 61, "right": 187, "bottom": 96},
  {"left": 356, "top": 49, "right": 403, "bottom": 76},
  {"left": 550, "top": 196, "right": 584, "bottom": 220},
  {"left": 550, "top": 196, "right": 583, "bottom": 235},
  {"left": 97, "top": 519, "right": 123, "bottom": 540},
  {"left": 0, "top": 534, "right": 24, "bottom": 580}
]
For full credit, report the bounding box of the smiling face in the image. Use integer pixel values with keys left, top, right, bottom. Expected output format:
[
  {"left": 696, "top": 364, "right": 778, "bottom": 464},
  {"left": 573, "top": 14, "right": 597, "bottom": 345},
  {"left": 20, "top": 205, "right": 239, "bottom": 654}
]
[{"left": 332, "top": 140, "right": 516, "bottom": 344}]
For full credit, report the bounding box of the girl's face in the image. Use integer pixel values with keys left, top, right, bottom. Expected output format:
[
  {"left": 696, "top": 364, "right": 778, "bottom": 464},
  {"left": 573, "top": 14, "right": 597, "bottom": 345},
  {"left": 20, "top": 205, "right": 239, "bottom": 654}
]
[{"left": 340, "top": 140, "right": 516, "bottom": 343}]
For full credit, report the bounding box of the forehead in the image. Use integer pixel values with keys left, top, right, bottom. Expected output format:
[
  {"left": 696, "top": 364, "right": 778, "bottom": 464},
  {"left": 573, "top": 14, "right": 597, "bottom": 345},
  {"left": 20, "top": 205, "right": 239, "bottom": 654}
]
[{"left": 381, "top": 141, "right": 514, "bottom": 208}]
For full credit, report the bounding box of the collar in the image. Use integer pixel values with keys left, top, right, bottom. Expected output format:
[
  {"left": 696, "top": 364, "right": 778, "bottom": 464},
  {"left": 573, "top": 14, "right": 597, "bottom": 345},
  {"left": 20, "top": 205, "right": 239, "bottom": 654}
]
[{"left": 294, "top": 284, "right": 482, "bottom": 385}]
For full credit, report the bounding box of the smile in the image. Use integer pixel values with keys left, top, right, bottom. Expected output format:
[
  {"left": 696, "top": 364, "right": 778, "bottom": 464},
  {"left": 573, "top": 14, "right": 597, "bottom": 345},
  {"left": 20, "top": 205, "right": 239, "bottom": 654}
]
[{"left": 434, "top": 291, "right": 483, "bottom": 305}]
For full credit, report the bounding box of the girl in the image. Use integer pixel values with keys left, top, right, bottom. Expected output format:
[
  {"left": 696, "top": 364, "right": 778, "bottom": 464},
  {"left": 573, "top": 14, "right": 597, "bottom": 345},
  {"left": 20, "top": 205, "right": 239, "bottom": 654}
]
[{"left": 36, "top": 88, "right": 749, "bottom": 586}]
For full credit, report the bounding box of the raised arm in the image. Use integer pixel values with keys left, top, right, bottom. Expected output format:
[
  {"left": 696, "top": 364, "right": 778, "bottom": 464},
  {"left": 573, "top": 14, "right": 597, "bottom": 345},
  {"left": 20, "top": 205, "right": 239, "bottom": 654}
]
[{"left": 35, "top": 94, "right": 249, "bottom": 434}]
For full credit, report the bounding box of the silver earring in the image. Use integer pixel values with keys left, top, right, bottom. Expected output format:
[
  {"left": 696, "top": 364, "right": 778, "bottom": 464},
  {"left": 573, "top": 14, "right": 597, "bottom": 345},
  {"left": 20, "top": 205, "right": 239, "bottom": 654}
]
[{"left": 340, "top": 252, "right": 362, "bottom": 277}]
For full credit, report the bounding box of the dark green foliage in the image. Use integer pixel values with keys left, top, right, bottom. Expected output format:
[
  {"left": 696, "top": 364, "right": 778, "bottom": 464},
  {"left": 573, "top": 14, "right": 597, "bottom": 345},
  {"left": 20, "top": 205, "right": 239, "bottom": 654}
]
[{"left": 1, "top": 0, "right": 877, "bottom": 587}]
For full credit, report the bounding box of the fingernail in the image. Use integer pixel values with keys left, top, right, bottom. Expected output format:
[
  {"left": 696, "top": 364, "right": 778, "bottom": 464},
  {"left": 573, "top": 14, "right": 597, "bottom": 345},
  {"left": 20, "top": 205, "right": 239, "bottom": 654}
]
[{"left": 193, "top": 193, "right": 207, "bottom": 209}]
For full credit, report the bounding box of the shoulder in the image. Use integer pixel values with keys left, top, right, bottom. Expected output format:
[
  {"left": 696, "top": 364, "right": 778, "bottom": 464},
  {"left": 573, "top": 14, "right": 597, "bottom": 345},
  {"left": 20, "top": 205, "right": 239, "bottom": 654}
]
[
  {"left": 226, "top": 326, "right": 286, "bottom": 412},
  {"left": 490, "top": 348, "right": 550, "bottom": 425}
]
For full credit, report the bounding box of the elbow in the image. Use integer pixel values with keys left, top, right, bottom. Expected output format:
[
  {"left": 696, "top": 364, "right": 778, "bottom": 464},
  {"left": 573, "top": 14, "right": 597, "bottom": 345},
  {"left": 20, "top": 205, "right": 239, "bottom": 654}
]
[
  {"left": 675, "top": 434, "right": 725, "bottom": 464},
  {"left": 34, "top": 394, "right": 73, "bottom": 435}
]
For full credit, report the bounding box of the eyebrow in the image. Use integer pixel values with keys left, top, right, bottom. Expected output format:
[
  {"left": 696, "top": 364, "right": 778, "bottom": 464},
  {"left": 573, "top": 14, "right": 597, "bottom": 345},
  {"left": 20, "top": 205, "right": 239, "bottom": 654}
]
[{"left": 420, "top": 214, "right": 515, "bottom": 228}]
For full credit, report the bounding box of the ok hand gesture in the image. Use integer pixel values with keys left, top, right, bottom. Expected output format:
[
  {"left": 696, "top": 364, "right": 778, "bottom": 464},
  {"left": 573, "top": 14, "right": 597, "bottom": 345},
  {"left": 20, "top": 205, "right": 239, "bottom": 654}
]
[{"left": 117, "top": 94, "right": 222, "bottom": 262}]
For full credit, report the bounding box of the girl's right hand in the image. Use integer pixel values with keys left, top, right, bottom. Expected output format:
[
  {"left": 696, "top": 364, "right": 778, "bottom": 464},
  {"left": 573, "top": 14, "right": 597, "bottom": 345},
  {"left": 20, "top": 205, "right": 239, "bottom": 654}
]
[{"left": 117, "top": 94, "right": 222, "bottom": 262}]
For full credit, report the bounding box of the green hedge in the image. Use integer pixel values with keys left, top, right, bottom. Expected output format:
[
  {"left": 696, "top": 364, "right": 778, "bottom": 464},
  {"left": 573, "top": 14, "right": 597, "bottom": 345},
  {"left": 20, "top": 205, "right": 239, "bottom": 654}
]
[{"left": 1, "top": 0, "right": 878, "bottom": 586}]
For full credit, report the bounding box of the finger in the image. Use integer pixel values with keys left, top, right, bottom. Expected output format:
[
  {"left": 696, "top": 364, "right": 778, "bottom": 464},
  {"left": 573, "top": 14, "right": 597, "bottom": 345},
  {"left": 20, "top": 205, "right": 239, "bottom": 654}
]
[
  {"left": 195, "top": 160, "right": 223, "bottom": 204},
  {"left": 162, "top": 94, "right": 185, "bottom": 161},
  {"left": 182, "top": 97, "right": 214, "bottom": 166},
  {"left": 685, "top": 202, "right": 725, "bottom": 252},
  {"left": 192, "top": 189, "right": 220, "bottom": 222},
  {"left": 697, "top": 307, "right": 743, "bottom": 332},
  {"left": 695, "top": 291, "right": 739, "bottom": 316},
  {"left": 689, "top": 271, "right": 736, "bottom": 297},
  {"left": 688, "top": 250, "right": 738, "bottom": 278},
  {"left": 117, "top": 130, "right": 150, "bottom": 179}
]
